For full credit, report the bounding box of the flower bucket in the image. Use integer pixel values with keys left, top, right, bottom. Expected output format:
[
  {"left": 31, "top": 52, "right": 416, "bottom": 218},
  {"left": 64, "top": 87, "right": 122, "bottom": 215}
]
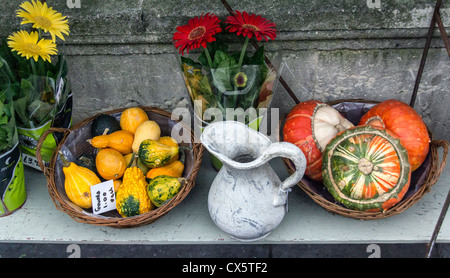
[
  {"left": 13, "top": 68, "right": 73, "bottom": 170},
  {"left": 0, "top": 68, "right": 27, "bottom": 217}
]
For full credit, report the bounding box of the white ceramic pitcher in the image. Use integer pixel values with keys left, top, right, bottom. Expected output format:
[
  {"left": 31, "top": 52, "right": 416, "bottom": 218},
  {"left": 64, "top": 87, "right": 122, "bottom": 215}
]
[{"left": 200, "top": 121, "right": 306, "bottom": 241}]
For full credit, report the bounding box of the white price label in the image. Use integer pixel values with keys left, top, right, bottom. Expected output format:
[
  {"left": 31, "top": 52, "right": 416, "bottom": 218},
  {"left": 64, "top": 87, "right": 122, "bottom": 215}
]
[
  {"left": 91, "top": 180, "right": 116, "bottom": 215},
  {"left": 22, "top": 153, "right": 42, "bottom": 171}
]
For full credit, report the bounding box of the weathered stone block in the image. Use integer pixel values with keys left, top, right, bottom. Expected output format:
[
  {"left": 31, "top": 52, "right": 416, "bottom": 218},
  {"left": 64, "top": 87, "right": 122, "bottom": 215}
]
[{"left": 0, "top": 0, "right": 448, "bottom": 139}]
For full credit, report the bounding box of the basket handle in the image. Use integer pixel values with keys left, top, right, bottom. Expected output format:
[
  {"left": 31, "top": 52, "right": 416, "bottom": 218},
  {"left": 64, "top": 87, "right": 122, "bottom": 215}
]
[
  {"left": 428, "top": 140, "right": 449, "bottom": 186},
  {"left": 36, "top": 127, "right": 69, "bottom": 177}
]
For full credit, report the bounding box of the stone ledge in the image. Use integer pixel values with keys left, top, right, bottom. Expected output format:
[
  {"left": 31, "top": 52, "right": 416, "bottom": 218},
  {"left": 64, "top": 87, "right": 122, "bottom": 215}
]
[{"left": 1, "top": 0, "right": 449, "bottom": 46}]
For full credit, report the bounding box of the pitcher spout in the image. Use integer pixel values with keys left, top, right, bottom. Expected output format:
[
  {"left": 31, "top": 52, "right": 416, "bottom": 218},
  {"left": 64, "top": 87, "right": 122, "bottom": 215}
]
[{"left": 200, "top": 121, "right": 272, "bottom": 168}]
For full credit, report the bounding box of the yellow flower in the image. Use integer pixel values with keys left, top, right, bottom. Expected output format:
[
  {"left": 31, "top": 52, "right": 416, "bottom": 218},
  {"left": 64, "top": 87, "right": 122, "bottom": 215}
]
[
  {"left": 17, "top": 0, "right": 70, "bottom": 42},
  {"left": 7, "top": 30, "right": 57, "bottom": 63}
]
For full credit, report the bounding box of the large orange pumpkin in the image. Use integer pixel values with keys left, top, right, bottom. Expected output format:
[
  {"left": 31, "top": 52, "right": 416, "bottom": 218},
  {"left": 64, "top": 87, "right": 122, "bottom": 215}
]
[
  {"left": 283, "top": 100, "right": 354, "bottom": 181},
  {"left": 358, "top": 99, "right": 430, "bottom": 171}
]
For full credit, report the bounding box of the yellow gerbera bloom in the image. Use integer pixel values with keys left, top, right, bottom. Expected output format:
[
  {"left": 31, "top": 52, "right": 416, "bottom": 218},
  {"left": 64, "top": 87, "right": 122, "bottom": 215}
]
[
  {"left": 17, "top": 0, "right": 70, "bottom": 42},
  {"left": 7, "top": 30, "right": 57, "bottom": 63}
]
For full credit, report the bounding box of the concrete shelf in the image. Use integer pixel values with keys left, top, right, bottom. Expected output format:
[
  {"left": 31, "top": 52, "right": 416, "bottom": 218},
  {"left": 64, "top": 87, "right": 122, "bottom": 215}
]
[{"left": 0, "top": 151, "right": 449, "bottom": 257}]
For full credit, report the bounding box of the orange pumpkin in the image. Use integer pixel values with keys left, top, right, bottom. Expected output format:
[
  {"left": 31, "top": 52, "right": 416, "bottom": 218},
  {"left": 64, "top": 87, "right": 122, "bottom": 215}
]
[{"left": 359, "top": 99, "right": 430, "bottom": 171}]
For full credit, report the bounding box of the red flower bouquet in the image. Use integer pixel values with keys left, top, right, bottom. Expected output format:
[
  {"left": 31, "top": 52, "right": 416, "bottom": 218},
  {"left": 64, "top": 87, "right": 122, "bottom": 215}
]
[{"left": 173, "top": 10, "right": 281, "bottom": 130}]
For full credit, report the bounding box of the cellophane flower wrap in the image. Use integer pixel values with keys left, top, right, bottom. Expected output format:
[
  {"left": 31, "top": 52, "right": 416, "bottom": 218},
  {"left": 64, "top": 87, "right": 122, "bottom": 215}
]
[
  {"left": 0, "top": 66, "right": 26, "bottom": 216},
  {"left": 0, "top": 0, "right": 72, "bottom": 169},
  {"left": 174, "top": 11, "right": 281, "bottom": 130}
]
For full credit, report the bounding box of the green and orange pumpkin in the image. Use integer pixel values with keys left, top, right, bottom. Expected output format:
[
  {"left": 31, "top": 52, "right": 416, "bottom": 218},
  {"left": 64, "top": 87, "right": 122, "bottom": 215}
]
[{"left": 322, "top": 125, "right": 411, "bottom": 212}]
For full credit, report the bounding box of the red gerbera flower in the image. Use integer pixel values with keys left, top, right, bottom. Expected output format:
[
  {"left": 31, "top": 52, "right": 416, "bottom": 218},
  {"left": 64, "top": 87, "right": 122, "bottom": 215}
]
[
  {"left": 225, "top": 10, "right": 277, "bottom": 41},
  {"left": 173, "top": 13, "right": 222, "bottom": 55}
]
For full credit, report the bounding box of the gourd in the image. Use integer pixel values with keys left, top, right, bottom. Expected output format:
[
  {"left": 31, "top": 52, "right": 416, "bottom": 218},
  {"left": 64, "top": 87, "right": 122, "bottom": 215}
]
[
  {"left": 91, "top": 113, "right": 121, "bottom": 137},
  {"left": 138, "top": 137, "right": 179, "bottom": 168},
  {"left": 147, "top": 175, "right": 185, "bottom": 207},
  {"left": 113, "top": 179, "right": 122, "bottom": 193},
  {"left": 322, "top": 125, "right": 411, "bottom": 212},
  {"left": 157, "top": 136, "right": 179, "bottom": 162},
  {"left": 76, "top": 154, "right": 97, "bottom": 174},
  {"left": 88, "top": 130, "right": 134, "bottom": 155},
  {"left": 124, "top": 153, "right": 149, "bottom": 176},
  {"left": 95, "top": 148, "right": 127, "bottom": 180},
  {"left": 60, "top": 152, "right": 101, "bottom": 209},
  {"left": 283, "top": 100, "right": 354, "bottom": 181},
  {"left": 146, "top": 149, "right": 185, "bottom": 179},
  {"left": 115, "top": 154, "right": 153, "bottom": 217},
  {"left": 131, "top": 120, "right": 161, "bottom": 153},
  {"left": 120, "top": 107, "right": 149, "bottom": 134},
  {"left": 359, "top": 99, "right": 430, "bottom": 171}
]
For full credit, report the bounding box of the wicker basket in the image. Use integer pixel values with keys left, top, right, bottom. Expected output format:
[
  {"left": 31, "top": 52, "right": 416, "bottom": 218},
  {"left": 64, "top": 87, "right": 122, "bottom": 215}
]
[
  {"left": 35, "top": 106, "right": 204, "bottom": 228},
  {"left": 282, "top": 99, "right": 449, "bottom": 220}
]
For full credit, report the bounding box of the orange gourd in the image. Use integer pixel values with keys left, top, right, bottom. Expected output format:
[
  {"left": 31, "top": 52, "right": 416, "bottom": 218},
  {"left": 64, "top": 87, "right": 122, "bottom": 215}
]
[
  {"left": 146, "top": 150, "right": 185, "bottom": 179},
  {"left": 88, "top": 130, "right": 134, "bottom": 155},
  {"left": 95, "top": 148, "right": 127, "bottom": 180},
  {"left": 120, "top": 107, "right": 149, "bottom": 134}
]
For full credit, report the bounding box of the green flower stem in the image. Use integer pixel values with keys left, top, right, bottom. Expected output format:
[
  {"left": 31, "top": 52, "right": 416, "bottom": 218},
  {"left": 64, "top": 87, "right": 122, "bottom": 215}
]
[
  {"left": 204, "top": 47, "right": 213, "bottom": 69},
  {"left": 238, "top": 37, "right": 250, "bottom": 70}
]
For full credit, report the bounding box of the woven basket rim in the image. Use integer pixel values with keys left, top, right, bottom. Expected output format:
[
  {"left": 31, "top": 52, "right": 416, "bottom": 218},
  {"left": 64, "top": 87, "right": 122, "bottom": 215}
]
[
  {"left": 37, "top": 106, "right": 205, "bottom": 228},
  {"left": 282, "top": 98, "right": 449, "bottom": 220}
]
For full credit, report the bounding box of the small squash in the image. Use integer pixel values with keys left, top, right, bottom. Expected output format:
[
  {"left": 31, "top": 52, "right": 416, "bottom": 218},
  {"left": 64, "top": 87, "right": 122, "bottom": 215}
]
[
  {"left": 131, "top": 120, "right": 161, "bottom": 153},
  {"left": 116, "top": 154, "right": 153, "bottom": 217},
  {"left": 124, "top": 153, "right": 149, "bottom": 175},
  {"left": 138, "top": 138, "right": 179, "bottom": 168},
  {"left": 120, "top": 107, "right": 149, "bottom": 134},
  {"left": 113, "top": 179, "right": 122, "bottom": 193},
  {"left": 88, "top": 130, "right": 134, "bottom": 155},
  {"left": 95, "top": 148, "right": 127, "bottom": 180},
  {"left": 147, "top": 175, "right": 185, "bottom": 207},
  {"left": 76, "top": 154, "right": 97, "bottom": 173},
  {"left": 146, "top": 149, "right": 185, "bottom": 179},
  {"left": 60, "top": 152, "right": 101, "bottom": 209},
  {"left": 91, "top": 113, "right": 121, "bottom": 137},
  {"left": 158, "top": 136, "right": 180, "bottom": 162}
]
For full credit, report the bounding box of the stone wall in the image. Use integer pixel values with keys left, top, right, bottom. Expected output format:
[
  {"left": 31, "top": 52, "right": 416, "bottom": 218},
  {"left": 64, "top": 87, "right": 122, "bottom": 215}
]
[{"left": 1, "top": 0, "right": 449, "bottom": 140}]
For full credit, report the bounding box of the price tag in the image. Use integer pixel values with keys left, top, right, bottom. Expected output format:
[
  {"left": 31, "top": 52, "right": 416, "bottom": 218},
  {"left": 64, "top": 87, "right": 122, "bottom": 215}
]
[
  {"left": 22, "top": 153, "right": 42, "bottom": 171},
  {"left": 91, "top": 180, "right": 116, "bottom": 215}
]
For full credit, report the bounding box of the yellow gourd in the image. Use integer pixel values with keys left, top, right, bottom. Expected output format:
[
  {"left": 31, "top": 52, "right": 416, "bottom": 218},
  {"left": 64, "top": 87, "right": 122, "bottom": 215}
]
[
  {"left": 60, "top": 152, "right": 101, "bottom": 209},
  {"left": 120, "top": 107, "right": 149, "bottom": 134},
  {"left": 88, "top": 130, "right": 134, "bottom": 155},
  {"left": 132, "top": 120, "right": 161, "bottom": 153},
  {"left": 116, "top": 154, "right": 153, "bottom": 217},
  {"left": 95, "top": 148, "right": 127, "bottom": 180}
]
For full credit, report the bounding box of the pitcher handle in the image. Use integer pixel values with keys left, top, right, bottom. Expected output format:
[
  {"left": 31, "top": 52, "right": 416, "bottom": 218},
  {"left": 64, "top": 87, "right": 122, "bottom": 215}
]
[{"left": 259, "top": 142, "right": 306, "bottom": 207}]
